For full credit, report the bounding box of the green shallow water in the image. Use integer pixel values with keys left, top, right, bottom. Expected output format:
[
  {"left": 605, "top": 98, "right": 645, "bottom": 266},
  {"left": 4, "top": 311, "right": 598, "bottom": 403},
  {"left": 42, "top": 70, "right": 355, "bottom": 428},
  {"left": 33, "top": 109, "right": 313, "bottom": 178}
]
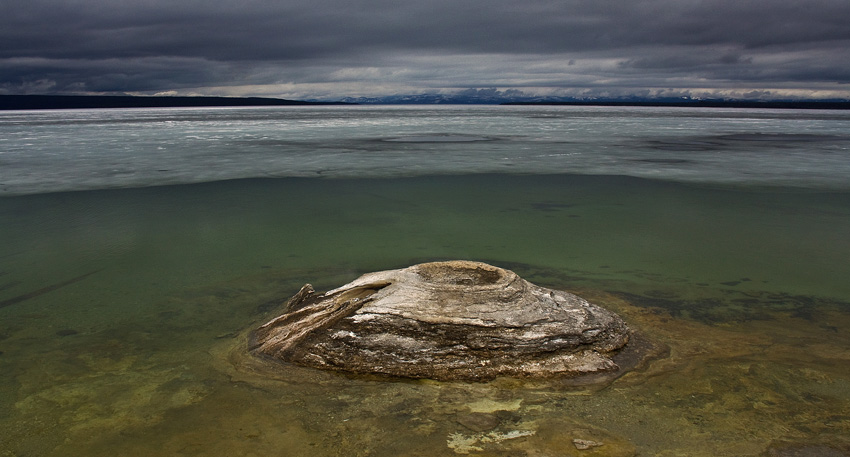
[{"left": 1, "top": 174, "right": 849, "bottom": 456}]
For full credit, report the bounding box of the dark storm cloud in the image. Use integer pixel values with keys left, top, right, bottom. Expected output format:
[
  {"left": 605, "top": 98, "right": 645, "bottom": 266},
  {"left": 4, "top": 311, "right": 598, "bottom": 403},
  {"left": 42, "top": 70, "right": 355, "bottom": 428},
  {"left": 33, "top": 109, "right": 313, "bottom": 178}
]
[{"left": 2, "top": 0, "right": 849, "bottom": 98}]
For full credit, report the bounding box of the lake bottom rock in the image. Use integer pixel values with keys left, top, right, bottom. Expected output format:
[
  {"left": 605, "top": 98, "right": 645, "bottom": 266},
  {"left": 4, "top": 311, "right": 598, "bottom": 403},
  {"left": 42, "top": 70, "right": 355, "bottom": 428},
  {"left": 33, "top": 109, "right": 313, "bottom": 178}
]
[{"left": 249, "top": 260, "right": 642, "bottom": 382}]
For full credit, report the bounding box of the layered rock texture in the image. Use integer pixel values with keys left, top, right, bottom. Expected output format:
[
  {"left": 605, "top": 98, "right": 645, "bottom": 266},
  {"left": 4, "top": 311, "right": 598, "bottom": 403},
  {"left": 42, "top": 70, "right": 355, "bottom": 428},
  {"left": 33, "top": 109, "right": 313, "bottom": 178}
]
[{"left": 250, "top": 261, "right": 637, "bottom": 381}]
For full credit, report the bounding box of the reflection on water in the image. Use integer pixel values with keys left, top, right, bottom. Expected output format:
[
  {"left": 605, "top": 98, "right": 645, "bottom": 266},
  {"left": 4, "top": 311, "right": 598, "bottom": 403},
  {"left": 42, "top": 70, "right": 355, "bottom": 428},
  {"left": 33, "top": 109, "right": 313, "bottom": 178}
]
[{"left": 1, "top": 175, "right": 849, "bottom": 456}]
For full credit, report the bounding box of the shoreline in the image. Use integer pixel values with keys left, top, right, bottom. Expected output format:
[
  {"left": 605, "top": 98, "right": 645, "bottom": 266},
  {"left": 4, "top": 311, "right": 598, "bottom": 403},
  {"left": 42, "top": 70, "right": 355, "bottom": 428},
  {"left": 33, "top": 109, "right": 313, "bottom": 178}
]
[{"left": 0, "top": 94, "right": 354, "bottom": 110}]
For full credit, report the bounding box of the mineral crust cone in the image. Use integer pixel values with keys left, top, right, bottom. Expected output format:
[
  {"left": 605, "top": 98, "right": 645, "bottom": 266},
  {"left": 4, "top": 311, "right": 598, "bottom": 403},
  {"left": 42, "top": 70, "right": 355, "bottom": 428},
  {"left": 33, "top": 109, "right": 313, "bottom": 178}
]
[{"left": 249, "top": 261, "right": 638, "bottom": 382}]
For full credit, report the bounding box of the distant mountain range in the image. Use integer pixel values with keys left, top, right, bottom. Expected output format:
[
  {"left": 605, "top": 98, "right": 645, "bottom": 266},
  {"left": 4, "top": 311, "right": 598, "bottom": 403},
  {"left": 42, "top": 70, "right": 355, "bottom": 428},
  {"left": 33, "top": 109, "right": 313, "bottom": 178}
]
[
  {"left": 338, "top": 92, "right": 850, "bottom": 109},
  {"left": 338, "top": 91, "right": 533, "bottom": 104}
]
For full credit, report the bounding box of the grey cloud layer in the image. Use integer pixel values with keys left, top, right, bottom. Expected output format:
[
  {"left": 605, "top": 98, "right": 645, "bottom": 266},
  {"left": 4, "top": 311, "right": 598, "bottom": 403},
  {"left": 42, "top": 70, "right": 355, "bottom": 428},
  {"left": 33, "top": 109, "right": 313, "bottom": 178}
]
[{"left": 2, "top": 0, "right": 849, "bottom": 97}]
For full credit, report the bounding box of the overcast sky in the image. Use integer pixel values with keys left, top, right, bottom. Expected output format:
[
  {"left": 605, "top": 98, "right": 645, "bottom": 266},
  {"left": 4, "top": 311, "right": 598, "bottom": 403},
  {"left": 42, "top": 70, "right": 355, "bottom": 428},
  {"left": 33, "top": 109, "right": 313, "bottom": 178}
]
[{"left": 2, "top": 0, "right": 849, "bottom": 100}]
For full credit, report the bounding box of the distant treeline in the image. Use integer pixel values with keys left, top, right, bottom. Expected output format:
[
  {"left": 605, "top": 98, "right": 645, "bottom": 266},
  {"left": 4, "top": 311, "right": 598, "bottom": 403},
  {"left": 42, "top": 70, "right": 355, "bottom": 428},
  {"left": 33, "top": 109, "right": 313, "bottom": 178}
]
[
  {"left": 0, "top": 95, "right": 352, "bottom": 110},
  {"left": 3, "top": 95, "right": 847, "bottom": 110},
  {"left": 502, "top": 100, "right": 850, "bottom": 110}
]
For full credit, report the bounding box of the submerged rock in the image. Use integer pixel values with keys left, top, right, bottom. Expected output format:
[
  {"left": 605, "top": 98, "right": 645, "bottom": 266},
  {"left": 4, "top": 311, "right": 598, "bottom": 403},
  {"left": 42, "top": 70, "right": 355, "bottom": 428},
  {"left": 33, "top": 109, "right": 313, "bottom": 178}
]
[
  {"left": 249, "top": 260, "right": 639, "bottom": 382},
  {"left": 456, "top": 412, "right": 502, "bottom": 432},
  {"left": 763, "top": 441, "right": 850, "bottom": 457}
]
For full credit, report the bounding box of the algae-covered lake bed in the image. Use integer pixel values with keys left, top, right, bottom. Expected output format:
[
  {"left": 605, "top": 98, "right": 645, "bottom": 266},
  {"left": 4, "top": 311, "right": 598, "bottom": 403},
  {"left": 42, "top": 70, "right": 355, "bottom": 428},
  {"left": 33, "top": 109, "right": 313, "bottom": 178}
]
[{"left": 1, "top": 174, "right": 849, "bottom": 456}]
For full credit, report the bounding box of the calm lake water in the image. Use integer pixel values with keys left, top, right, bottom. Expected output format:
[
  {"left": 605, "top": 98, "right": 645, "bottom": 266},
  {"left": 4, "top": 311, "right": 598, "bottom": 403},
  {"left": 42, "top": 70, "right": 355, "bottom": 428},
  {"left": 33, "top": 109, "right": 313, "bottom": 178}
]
[{"left": 1, "top": 106, "right": 849, "bottom": 456}]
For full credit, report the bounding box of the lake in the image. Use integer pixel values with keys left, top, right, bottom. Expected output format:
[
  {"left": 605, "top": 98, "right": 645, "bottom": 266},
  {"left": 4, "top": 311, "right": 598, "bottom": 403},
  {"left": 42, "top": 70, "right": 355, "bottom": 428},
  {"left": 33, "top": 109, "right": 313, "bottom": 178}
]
[{"left": 1, "top": 105, "right": 849, "bottom": 456}]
